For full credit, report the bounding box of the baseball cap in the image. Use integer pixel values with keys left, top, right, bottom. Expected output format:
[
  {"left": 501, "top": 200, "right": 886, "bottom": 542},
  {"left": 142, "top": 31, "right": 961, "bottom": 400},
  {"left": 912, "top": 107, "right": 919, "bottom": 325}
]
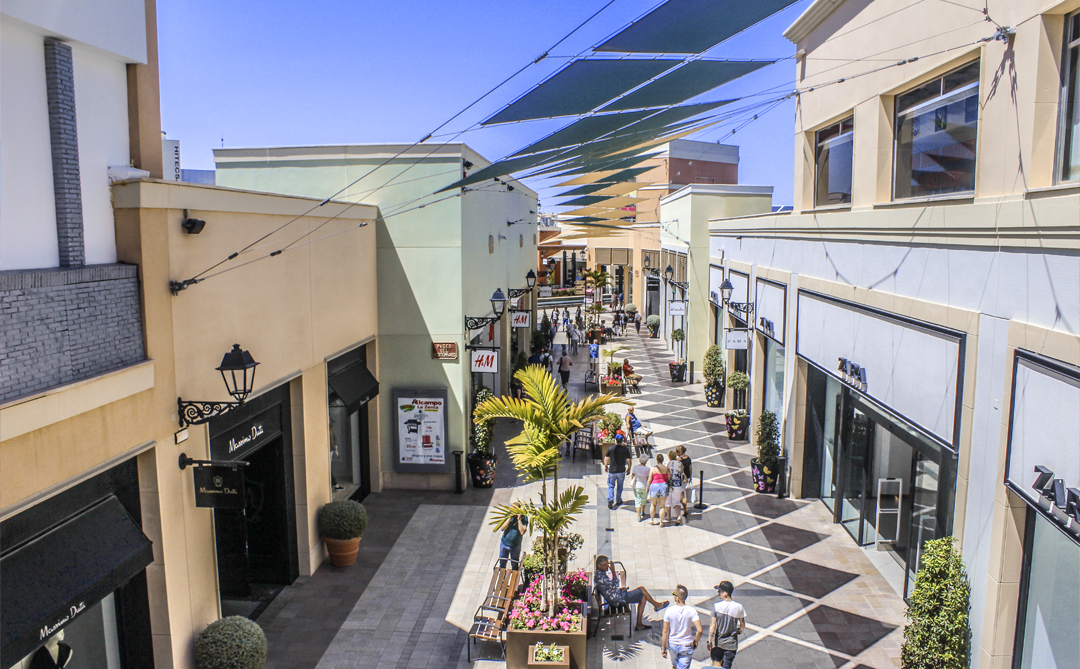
[
  {"left": 714, "top": 581, "right": 734, "bottom": 596},
  {"left": 672, "top": 585, "right": 688, "bottom": 600}
]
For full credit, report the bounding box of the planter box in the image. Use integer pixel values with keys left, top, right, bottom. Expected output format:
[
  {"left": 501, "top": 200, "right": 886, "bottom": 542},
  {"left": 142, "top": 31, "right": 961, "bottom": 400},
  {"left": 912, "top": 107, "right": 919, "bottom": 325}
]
[
  {"left": 704, "top": 383, "right": 723, "bottom": 408},
  {"left": 750, "top": 458, "right": 778, "bottom": 493},
  {"left": 669, "top": 363, "right": 686, "bottom": 383},
  {"left": 528, "top": 644, "right": 571, "bottom": 668},
  {"left": 507, "top": 627, "right": 586, "bottom": 669}
]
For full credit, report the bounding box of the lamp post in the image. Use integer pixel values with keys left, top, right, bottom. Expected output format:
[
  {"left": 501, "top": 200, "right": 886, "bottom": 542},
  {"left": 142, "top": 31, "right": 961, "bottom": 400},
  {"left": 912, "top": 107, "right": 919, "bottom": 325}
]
[
  {"left": 464, "top": 288, "right": 508, "bottom": 331},
  {"left": 178, "top": 344, "right": 260, "bottom": 428}
]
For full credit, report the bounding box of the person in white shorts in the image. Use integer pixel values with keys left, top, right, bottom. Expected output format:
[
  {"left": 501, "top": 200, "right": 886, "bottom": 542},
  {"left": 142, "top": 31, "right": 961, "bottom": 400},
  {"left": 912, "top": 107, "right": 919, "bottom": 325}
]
[
  {"left": 664, "top": 449, "right": 685, "bottom": 526},
  {"left": 630, "top": 454, "right": 652, "bottom": 522}
]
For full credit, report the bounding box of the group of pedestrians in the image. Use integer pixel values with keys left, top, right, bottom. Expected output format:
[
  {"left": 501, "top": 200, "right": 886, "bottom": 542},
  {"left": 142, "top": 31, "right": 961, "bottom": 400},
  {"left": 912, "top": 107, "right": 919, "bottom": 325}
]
[
  {"left": 607, "top": 442, "right": 693, "bottom": 526},
  {"left": 593, "top": 554, "right": 748, "bottom": 668}
]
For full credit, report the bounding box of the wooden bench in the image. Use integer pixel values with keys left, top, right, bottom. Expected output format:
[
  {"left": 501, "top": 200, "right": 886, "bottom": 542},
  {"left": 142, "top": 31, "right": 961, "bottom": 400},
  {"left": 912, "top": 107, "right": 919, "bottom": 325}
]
[
  {"left": 590, "top": 560, "right": 633, "bottom": 639},
  {"left": 467, "top": 565, "right": 519, "bottom": 661},
  {"left": 572, "top": 427, "right": 594, "bottom": 462}
]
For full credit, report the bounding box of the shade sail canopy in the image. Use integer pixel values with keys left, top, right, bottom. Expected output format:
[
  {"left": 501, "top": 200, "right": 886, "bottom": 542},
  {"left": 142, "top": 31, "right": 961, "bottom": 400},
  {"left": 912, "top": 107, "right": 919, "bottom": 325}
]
[
  {"left": 436, "top": 149, "right": 573, "bottom": 192},
  {"left": 556, "top": 195, "right": 618, "bottom": 207},
  {"left": 596, "top": 0, "right": 799, "bottom": 54},
  {"left": 554, "top": 196, "right": 645, "bottom": 208},
  {"left": 1, "top": 496, "right": 154, "bottom": 666},
  {"left": 483, "top": 59, "right": 681, "bottom": 125},
  {"left": 509, "top": 109, "right": 658, "bottom": 157},
  {"left": 594, "top": 167, "right": 656, "bottom": 183},
  {"left": 563, "top": 207, "right": 639, "bottom": 219},
  {"left": 557, "top": 182, "right": 644, "bottom": 197},
  {"left": 602, "top": 61, "right": 773, "bottom": 111}
]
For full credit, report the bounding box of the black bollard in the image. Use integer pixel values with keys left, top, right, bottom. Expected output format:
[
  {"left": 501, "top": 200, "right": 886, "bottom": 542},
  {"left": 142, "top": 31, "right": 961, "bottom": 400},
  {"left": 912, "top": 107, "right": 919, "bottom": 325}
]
[
  {"left": 694, "top": 470, "right": 707, "bottom": 509},
  {"left": 454, "top": 450, "right": 465, "bottom": 493},
  {"left": 688, "top": 361, "right": 694, "bottom": 384}
]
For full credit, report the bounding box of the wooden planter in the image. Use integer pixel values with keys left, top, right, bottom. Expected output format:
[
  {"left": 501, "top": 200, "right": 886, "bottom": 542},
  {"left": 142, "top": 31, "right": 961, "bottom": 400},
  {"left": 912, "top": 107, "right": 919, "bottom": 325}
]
[
  {"left": 323, "top": 536, "right": 360, "bottom": 567},
  {"left": 507, "top": 626, "right": 586, "bottom": 669},
  {"left": 528, "top": 644, "right": 570, "bottom": 668}
]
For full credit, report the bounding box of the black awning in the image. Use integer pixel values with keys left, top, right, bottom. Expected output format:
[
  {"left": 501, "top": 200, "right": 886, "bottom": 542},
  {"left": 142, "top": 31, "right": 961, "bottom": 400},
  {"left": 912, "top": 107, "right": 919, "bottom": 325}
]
[
  {"left": 328, "top": 363, "right": 379, "bottom": 412},
  {"left": 1, "top": 495, "right": 153, "bottom": 666}
]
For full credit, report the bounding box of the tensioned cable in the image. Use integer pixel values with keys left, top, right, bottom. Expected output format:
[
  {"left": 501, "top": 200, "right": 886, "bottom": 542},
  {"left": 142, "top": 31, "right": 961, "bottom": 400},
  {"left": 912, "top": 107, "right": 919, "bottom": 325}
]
[{"left": 174, "top": 0, "right": 624, "bottom": 290}]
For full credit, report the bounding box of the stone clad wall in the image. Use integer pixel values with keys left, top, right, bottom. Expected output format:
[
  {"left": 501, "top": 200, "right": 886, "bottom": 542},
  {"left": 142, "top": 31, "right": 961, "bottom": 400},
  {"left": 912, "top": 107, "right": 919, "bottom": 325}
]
[{"left": 0, "top": 264, "right": 144, "bottom": 402}]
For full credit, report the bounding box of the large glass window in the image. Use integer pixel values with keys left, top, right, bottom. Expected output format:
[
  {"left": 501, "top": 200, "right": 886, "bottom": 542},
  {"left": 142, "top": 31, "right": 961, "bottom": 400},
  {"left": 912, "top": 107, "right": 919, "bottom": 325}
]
[
  {"left": 1058, "top": 11, "right": 1080, "bottom": 182},
  {"left": 1017, "top": 512, "right": 1080, "bottom": 668},
  {"left": 894, "top": 60, "right": 980, "bottom": 199},
  {"left": 815, "top": 117, "right": 854, "bottom": 206}
]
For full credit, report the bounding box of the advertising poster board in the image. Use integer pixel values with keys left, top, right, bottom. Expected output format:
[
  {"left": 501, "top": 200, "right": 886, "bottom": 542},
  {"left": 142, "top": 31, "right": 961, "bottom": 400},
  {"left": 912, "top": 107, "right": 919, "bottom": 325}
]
[{"left": 393, "top": 388, "right": 450, "bottom": 473}]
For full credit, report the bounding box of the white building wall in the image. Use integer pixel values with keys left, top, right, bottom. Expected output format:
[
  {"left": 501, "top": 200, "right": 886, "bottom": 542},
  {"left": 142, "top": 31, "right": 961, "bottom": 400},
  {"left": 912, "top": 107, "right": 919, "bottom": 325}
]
[
  {"left": 1, "top": 0, "right": 148, "bottom": 64},
  {"left": 72, "top": 42, "right": 128, "bottom": 266},
  {"left": 0, "top": 20, "right": 59, "bottom": 270}
]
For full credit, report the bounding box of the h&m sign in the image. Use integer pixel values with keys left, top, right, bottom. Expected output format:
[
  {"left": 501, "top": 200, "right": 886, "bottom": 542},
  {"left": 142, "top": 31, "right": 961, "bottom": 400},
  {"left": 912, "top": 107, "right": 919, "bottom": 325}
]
[
  {"left": 511, "top": 311, "right": 530, "bottom": 328},
  {"left": 471, "top": 349, "right": 499, "bottom": 373},
  {"left": 1031, "top": 466, "right": 1080, "bottom": 533}
]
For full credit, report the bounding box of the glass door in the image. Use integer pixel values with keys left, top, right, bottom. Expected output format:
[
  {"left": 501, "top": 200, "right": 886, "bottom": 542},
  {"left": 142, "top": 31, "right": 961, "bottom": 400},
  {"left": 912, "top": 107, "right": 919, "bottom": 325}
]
[
  {"left": 820, "top": 375, "right": 844, "bottom": 511},
  {"left": 838, "top": 404, "right": 875, "bottom": 544},
  {"left": 905, "top": 453, "right": 941, "bottom": 595}
]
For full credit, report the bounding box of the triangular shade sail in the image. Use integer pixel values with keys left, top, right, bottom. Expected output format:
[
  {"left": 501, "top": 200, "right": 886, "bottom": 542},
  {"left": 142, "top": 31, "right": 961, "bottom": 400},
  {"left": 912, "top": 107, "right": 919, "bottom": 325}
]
[
  {"left": 508, "top": 110, "right": 657, "bottom": 157},
  {"left": 436, "top": 149, "right": 574, "bottom": 192},
  {"left": 601, "top": 61, "right": 773, "bottom": 112},
  {"left": 483, "top": 59, "right": 681, "bottom": 125},
  {"left": 595, "top": 0, "right": 800, "bottom": 54},
  {"left": 556, "top": 182, "right": 643, "bottom": 197},
  {"left": 554, "top": 196, "right": 645, "bottom": 208},
  {"left": 541, "top": 152, "right": 660, "bottom": 179},
  {"left": 563, "top": 207, "right": 639, "bottom": 219},
  {"left": 593, "top": 167, "right": 656, "bottom": 183}
]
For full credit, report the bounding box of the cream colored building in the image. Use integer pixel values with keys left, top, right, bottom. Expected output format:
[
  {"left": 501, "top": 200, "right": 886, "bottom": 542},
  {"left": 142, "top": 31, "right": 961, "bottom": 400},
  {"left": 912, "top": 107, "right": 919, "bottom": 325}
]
[{"left": 699, "top": 1, "right": 1080, "bottom": 667}]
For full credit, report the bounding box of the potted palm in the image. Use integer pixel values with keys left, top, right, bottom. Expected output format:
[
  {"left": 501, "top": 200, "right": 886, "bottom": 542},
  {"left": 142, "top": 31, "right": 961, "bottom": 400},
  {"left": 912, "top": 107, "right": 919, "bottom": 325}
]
[
  {"left": 645, "top": 314, "right": 661, "bottom": 338},
  {"left": 750, "top": 410, "right": 780, "bottom": 493},
  {"left": 702, "top": 345, "right": 725, "bottom": 407},
  {"left": 474, "top": 366, "right": 622, "bottom": 669},
  {"left": 319, "top": 500, "right": 368, "bottom": 567},
  {"left": 468, "top": 385, "right": 498, "bottom": 488}
]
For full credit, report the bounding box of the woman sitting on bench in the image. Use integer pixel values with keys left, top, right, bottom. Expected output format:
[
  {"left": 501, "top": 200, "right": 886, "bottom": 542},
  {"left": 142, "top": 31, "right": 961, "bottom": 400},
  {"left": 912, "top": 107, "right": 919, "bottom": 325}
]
[{"left": 622, "top": 359, "right": 642, "bottom": 386}]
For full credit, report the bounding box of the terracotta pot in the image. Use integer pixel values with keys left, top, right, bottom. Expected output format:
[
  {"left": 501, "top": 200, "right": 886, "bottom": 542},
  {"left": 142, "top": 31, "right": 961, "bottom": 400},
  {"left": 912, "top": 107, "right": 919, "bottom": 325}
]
[
  {"left": 323, "top": 536, "right": 361, "bottom": 567},
  {"left": 528, "top": 644, "right": 571, "bottom": 668}
]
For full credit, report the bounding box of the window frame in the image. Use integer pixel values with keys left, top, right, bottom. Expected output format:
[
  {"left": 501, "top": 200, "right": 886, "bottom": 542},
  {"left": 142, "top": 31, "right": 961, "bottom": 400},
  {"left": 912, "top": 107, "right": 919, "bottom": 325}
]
[
  {"left": 1055, "top": 10, "right": 1080, "bottom": 183},
  {"left": 891, "top": 60, "right": 981, "bottom": 201},
  {"left": 814, "top": 116, "right": 855, "bottom": 208}
]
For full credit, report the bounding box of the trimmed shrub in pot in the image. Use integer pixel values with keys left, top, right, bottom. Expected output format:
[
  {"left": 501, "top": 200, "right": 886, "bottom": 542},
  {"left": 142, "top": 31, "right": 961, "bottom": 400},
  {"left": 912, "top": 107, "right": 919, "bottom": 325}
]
[
  {"left": 727, "top": 370, "right": 750, "bottom": 411},
  {"left": 319, "top": 500, "right": 368, "bottom": 567},
  {"left": 645, "top": 314, "right": 661, "bottom": 337},
  {"left": 725, "top": 410, "right": 748, "bottom": 441},
  {"left": 624, "top": 303, "right": 638, "bottom": 315},
  {"left": 468, "top": 385, "right": 499, "bottom": 488},
  {"left": 901, "top": 537, "right": 970, "bottom": 668},
  {"left": 702, "top": 345, "right": 725, "bottom": 407},
  {"left": 750, "top": 410, "right": 780, "bottom": 492},
  {"left": 195, "top": 616, "right": 267, "bottom": 669}
]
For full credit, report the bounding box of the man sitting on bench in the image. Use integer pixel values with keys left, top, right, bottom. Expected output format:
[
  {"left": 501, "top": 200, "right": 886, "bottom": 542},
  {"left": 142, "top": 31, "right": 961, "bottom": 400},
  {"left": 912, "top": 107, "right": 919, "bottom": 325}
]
[
  {"left": 594, "top": 555, "right": 669, "bottom": 631},
  {"left": 622, "top": 359, "right": 642, "bottom": 387},
  {"left": 625, "top": 406, "right": 653, "bottom": 444}
]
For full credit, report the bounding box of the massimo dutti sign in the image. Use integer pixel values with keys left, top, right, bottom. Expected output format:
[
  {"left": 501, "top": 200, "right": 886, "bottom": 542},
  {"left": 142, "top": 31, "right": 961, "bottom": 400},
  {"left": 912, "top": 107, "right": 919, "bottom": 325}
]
[{"left": 193, "top": 466, "right": 246, "bottom": 509}]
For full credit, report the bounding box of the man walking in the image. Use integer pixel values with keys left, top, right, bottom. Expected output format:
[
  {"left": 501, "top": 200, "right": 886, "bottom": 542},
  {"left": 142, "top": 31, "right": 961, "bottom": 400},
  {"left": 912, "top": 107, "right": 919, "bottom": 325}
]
[
  {"left": 589, "top": 339, "right": 600, "bottom": 376},
  {"left": 604, "top": 433, "right": 632, "bottom": 508},
  {"left": 661, "top": 585, "right": 702, "bottom": 669},
  {"left": 707, "top": 581, "right": 746, "bottom": 668},
  {"left": 557, "top": 346, "right": 573, "bottom": 387}
]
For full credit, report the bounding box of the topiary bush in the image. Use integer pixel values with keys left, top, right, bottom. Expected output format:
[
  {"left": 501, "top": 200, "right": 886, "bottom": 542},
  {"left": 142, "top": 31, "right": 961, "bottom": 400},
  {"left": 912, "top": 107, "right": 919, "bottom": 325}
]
[
  {"left": 703, "top": 345, "right": 725, "bottom": 386},
  {"left": 671, "top": 328, "right": 685, "bottom": 342},
  {"left": 625, "top": 303, "right": 638, "bottom": 315},
  {"left": 318, "top": 500, "right": 368, "bottom": 540},
  {"left": 472, "top": 385, "right": 497, "bottom": 454},
  {"left": 756, "top": 410, "right": 780, "bottom": 467},
  {"left": 195, "top": 616, "right": 267, "bottom": 669},
  {"left": 727, "top": 370, "right": 750, "bottom": 390},
  {"left": 901, "top": 537, "right": 970, "bottom": 669},
  {"left": 645, "top": 315, "right": 661, "bottom": 330}
]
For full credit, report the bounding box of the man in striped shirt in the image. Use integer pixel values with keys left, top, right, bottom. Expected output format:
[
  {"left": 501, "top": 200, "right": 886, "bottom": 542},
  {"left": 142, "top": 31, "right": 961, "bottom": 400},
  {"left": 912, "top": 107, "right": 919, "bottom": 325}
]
[{"left": 707, "top": 581, "right": 746, "bottom": 668}]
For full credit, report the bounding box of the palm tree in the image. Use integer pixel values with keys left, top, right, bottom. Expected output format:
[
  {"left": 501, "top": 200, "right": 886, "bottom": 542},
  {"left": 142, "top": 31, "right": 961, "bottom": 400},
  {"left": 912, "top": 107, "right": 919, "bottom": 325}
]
[{"left": 474, "top": 365, "right": 624, "bottom": 613}]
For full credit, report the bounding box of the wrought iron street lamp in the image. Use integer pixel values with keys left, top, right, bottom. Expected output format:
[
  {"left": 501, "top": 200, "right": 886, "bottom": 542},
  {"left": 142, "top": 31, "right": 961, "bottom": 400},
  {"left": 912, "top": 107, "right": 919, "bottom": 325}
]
[
  {"left": 719, "top": 277, "right": 754, "bottom": 317},
  {"left": 525, "top": 269, "right": 536, "bottom": 289},
  {"left": 465, "top": 288, "right": 509, "bottom": 330},
  {"left": 509, "top": 271, "right": 536, "bottom": 299},
  {"left": 178, "top": 344, "right": 260, "bottom": 428}
]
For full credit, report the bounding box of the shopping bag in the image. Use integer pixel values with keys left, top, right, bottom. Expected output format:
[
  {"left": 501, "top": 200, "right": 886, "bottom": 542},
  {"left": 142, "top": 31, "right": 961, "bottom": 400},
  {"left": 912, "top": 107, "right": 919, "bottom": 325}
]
[{"left": 689, "top": 488, "right": 698, "bottom": 506}]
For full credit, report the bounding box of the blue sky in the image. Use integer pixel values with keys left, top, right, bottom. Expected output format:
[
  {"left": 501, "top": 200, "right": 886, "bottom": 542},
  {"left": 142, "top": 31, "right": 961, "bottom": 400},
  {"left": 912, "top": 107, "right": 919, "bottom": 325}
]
[{"left": 158, "top": 0, "right": 813, "bottom": 208}]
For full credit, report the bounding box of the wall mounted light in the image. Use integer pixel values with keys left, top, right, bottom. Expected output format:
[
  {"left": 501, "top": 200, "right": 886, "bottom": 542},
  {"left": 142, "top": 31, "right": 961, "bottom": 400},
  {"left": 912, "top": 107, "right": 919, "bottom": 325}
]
[
  {"left": 182, "top": 210, "right": 206, "bottom": 235},
  {"left": 177, "top": 344, "right": 260, "bottom": 427},
  {"left": 465, "top": 288, "right": 509, "bottom": 331}
]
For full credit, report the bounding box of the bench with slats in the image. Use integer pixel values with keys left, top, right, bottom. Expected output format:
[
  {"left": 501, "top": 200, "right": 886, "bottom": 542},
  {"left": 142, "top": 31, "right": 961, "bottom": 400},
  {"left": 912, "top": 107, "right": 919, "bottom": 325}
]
[{"left": 467, "top": 565, "right": 519, "bottom": 661}]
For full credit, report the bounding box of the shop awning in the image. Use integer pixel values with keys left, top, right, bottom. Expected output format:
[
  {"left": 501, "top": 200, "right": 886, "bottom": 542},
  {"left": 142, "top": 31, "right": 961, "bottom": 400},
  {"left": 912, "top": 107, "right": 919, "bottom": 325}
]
[
  {"left": 328, "top": 363, "right": 380, "bottom": 412},
  {"left": 1, "top": 496, "right": 153, "bottom": 666}
]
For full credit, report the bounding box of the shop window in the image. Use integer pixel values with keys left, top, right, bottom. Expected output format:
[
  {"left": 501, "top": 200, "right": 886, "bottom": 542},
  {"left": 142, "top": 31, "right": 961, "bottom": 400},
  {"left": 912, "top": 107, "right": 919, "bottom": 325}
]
[
  {"left": 815, "top": 117, "right": 854, "bottom": 206},
  {"left": 1015, "top": 510, "right": 1080, "bottom": 668},
  {"left": 893, "top": 60, "right": 980, "bottom": 199},
  {"left": 1057, "top": 11, "right": 1080, "bottom": 182}
]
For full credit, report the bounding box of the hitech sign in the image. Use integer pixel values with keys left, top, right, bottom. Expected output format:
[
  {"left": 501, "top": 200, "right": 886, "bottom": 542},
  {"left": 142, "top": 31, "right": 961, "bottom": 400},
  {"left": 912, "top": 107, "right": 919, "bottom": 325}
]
[{"left": 471, "top": 349, "right": 499, "bottom": 373}]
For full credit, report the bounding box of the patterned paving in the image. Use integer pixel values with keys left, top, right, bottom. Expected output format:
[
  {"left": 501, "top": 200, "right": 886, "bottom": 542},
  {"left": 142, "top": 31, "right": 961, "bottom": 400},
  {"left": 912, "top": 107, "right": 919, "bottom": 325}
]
[{"left": 256, "top": 310, "right": 904, "bottom": 668}]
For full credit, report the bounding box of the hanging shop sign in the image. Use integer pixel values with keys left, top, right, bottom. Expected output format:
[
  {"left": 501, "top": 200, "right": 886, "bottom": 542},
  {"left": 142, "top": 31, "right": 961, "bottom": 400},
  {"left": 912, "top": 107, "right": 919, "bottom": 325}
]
[
  {"left": 725, "top": 330, "right": 748, "bottom": 350},
  {"left": 539, "top": 286, "right": 553, "bottom": 298},
  {"left": 193, "top": 465, "right": 246, "bottom": 509},
  {"left": 511, "top": 311, "right": 531, "bottom": 328},
  {"left": 432, "top": 342, "right": 459, "bottom": 360},
  {"left": 209, "top": 404, "right": 281, "bottom": 461},
  {"left": 471, "top": 348, "right": 499, "bottom": 373},
  {"left": 395, "top": 392, "right": 447, "bottom": 467},
  {"left": 669, "top": 300, "right": 687, "bottom": 317}
]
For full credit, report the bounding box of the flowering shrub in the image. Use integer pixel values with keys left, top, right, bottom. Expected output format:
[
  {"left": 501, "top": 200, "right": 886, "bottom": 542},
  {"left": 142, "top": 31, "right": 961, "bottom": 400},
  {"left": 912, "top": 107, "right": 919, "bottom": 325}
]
[
  {"left": 596, "top": 425, "right": 625, "bottom": 442},
  {"left": 561, "top": 569, "right": 588, "bottom": 602},
  {"left": 508, "top": 576, "right": 584, "bottom": 632},
  {"left": 532, "top": 642, "right": 566, "bottom": 662}
]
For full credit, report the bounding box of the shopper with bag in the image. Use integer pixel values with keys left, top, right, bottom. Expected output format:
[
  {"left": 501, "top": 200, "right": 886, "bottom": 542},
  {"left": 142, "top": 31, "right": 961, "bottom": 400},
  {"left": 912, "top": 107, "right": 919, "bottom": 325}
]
[{"left": 665, "top": 449, "right": 686, "bottom": 526}]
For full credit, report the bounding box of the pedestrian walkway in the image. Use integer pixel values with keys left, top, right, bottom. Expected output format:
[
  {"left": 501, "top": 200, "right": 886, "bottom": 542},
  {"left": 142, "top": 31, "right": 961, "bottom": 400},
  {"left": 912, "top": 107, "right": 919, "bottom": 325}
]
[{"left": 256, "top": 313, "right": 904, "bottom": 669}]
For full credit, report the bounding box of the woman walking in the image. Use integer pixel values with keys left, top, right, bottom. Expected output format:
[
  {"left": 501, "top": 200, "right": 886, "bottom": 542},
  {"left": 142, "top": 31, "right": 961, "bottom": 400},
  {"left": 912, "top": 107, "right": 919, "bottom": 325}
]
[
  {"left": 666, "top": 450, "right": 686, "bottom": 525},
  {"left": 648, "top": 453, "right": 671, "bottom": 526},
  {"left": 630, "top": 454, "right": 652, "bottom": 522},
  {"left": 676, "top": 445, "right": 692, "bottom": 518}
]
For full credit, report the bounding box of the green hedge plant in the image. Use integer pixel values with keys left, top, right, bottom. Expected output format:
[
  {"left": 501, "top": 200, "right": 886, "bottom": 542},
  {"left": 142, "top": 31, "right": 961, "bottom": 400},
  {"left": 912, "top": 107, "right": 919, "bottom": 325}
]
[
  {"left": 624, "top": 303, "right": 638, "bottom": 315},
  {"left": 671, "top": 328, "right": 685, "bottom": 342},
  {"left": 645, "top": 315, "right": 661, "bottom": 330},
  {"left": 702, "top": 345, "right": 725, "bottom": 387},
  {"left": 318, "top": 500, "right": 368, "bottom": 540},
  {"left": 901, "top": 537, "right": 970, "bottom": 668},
  {"left": 472, "top": 385, "right": 497, "bottom": 454},
  {"left": 756, "top": 410, "right": 780, "bottom": 468},
  {"left": 727, "top": 371, "right": 749, "bottom": 390},
  {"left": 195, "top": 616, "right": 267, "bottom": 669}
]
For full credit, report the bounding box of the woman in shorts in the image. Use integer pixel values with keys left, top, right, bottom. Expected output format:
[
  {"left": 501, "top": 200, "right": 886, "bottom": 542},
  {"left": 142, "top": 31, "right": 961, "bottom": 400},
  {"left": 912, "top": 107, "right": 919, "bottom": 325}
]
[
  {"left": 647, "top": 453, "right": 670, "bottom": 526},
  {"left": 630, "top": 454, "right": 652, "bottom": 522},
  {"left": 665, "top": 449, "right": 686, "bottom": 526}
]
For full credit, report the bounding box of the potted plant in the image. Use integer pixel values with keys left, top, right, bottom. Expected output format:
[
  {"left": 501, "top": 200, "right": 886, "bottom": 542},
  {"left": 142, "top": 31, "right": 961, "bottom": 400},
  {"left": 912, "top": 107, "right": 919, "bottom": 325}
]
[
  {"left": 901, "top": 537, "right": 970, "bottom": 669},
  {"left": 727, "top": 370, "right": 749, "bottom": 411},
  {"left": 725, "top": 410, "right": 749, "bottom": 441},
  {"left": 624, "top": 303, "right": 638, "bottom": 316},
  {"left": 595, "top": 412, "right": 624, "bottom": 452},
  {"left": 645, "top": 314, "right": 661, "bottom": 338},
  {"left": 195, "top": 616, "right": 267, "bottom": 669},
  {"left": 668, "top": 359, "right": 686, "bottom": 382},
  {"left": 529, "top": 643, "right": 570, "bottom": 668},
  {"left": 468, "top": 385, "right": 498, "bottom": 488},
  {"left": 319, "top": 499, "right": 368, "bottom": 566},
  {"left": 750, "top": 410, "right": 780, "bottom": 493},
  {"left": 702, "top": 344, "right": 725, "bottom": 407}
]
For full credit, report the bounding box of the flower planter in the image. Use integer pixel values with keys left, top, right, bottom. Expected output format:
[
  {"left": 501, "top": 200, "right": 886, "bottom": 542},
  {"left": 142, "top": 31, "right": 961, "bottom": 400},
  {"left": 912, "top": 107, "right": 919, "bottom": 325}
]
[
  {"left": 668, "top": 363, "right": 686, "bottom": 382},
  {"left": 507, "top": 626, "right": 586, "bottom": 669},
  {"left": 528, "top": 644, "right": 571, "bottom": 668},
  {"left": 704, "top": 383, "right": 723, "bottom": 408},
  {"left": 750, "top": 457, "right": 778, "bottom": 493},
  {"left": 467, "top": 452, "right": 498, "bottom": 488},
  {"left": 323, "top": 536, "right": 360, "bottom": 567},
  {"left": 725, "top": 414, "right": 748, "bottom": 441}
]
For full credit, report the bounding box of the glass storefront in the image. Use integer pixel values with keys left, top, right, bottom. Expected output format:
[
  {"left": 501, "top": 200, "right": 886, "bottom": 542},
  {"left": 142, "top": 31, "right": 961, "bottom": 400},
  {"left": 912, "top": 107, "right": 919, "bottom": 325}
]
[
  {"left": 1015, "top": 511, "right": 1080, "bottom": 668},
  {"left": 762, "top": 338, "right": 785, "bottom": 422},
  {"left": 802, "top": 363, "right": 957, "bottom": 598},
  {"left": 327, "top": 346, "right": 378, "bottom": 502}
]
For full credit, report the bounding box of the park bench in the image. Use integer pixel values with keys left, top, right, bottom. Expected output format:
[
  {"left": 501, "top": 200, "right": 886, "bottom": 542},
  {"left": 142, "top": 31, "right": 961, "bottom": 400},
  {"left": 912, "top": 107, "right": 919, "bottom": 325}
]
[
  {"left": 590, "top": 559, "right": 633, "bottom": 639},
  {"left": 467, "top": 564, "right": 519, "bottom": 661}
]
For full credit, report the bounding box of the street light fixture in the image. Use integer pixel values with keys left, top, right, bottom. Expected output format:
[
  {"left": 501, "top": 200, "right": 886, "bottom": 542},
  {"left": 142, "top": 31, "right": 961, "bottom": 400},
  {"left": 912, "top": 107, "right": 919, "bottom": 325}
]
[
  {"left": 465, "top": 288, "right": 509, "bottom": 330},
  {"left": 664, "top": 264, "right": 674, "bottom": 282},
  {"left": 720, "top": 278, "right": 733, "bottom": 304},
  {"left": 643, "top": 254, "right": 651, "bottom": 269},
  {"left": 719, "top": 276, "right": 754, "bottom": 317},
  {"left": 525, "top": 269, "right": 537, "bottom": 289},
  {"left": 178, "top": 344, "right": 260, "bottom": 428}
]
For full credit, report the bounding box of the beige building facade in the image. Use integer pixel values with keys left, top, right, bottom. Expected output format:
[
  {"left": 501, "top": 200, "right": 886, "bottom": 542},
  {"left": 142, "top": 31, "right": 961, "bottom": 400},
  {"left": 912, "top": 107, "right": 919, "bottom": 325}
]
[{"left": 700, "top": 1, "right": 1080, "bottom": 667}]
